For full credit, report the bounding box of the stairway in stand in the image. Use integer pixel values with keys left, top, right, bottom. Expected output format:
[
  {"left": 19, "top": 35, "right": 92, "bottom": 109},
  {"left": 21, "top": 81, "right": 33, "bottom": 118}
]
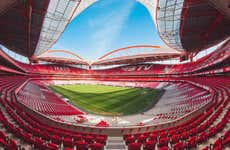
[{"left": 106, "top": 137, "right": 126, "bottom": 150}]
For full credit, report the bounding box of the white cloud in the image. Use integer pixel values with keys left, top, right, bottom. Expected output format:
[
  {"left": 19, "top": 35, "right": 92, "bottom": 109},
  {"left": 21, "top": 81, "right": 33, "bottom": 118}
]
[
  {"left": 136, "top": 0, "right": 157, "bottom": 26},
  {"left": 88, "top": 1, "right": 135, "bottom": 60}
]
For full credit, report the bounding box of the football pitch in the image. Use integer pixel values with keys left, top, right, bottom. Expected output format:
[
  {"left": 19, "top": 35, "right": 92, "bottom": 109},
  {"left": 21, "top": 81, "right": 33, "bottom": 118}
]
[{"left": 50, "top": 84, "right": 163, "bottom": 116}]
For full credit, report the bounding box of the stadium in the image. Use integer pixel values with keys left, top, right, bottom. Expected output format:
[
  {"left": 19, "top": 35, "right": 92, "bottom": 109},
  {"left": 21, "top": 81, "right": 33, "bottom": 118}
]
[{"left": 0, "top": 0, "right": 229, "bottom": 150}]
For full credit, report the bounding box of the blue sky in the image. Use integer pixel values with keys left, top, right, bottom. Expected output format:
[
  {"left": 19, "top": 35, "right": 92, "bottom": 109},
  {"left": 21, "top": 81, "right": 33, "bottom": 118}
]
[{"left": 51, "top": 0, "right": 163, "bottom": 61}]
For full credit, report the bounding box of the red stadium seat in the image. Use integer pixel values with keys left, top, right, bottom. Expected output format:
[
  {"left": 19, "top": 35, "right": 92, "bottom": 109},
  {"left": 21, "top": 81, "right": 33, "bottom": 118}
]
[
  {"left": 170, "top": 134, "right": 180, "bottom": 144},
  {"left": 96, "top": 136, "right": 107, "bottom": 144},
  {"left": 51, "top": 135, "right": 62, "bottom": 145},
  {"left": 212, "top": 138, "right": 223, "bottom": 150},
  {"left": 73, "top": 134, "right": 82, "bottom": 141},
  {"left": 180, "top": 131, "right": 188, "bottom": 140},
  {"left": 85, "top": 135, "right": 94, "bottom": 144},
  {"left": 75, "top": 141, "right": 87, "bottom": 150},
  {"left": 22, "top": 132, "right": 34, "bottom": 144},
  {"left": 158, "top": 146, "right": 169, "bottom": 150},
  {"left": 128, "top": 142, "right": 141, "bottom": 150},
  {"left": 89, "top": 142, "right": 104, "bottom": 150},
  {"left": 7, "top": 139, "right": 17, "bottom": 150},
  {"left": 63, "top": 137, "right": 73, "bottom": 147},
  {"left": 187, "top": 136, "right": 197, "bottom": 149},
  {"left": 41, "top": 131, "right": 50, "bottom": 141},
  {"left": 137, "top": 134, "right": 147, "bottom": 143},
  {"left": 198, "top": 132, "right": 208, "bottom": 144},
  {"left": 143, "top": 140, "right": 156, "bottom": 150},
  {"left": 149, "top": 133, "right": 158, "bottom": 141},
  {"left": 158, "top": 137, "right": 169, "bottom": 148},
  {"left": 0, "top": 138, "right": 7, "bottom": 148},
  {"left": 45, "top": 143, "right": 58, "bottom": 150},
  {"left": 223, "top": 130, "right": 230, "bottom": 146},
  {"left": 125, "top": 136, "right": 135, "bottom": 145},
  {"left": 173, "top": 141, "right": 186, "bottom": 150}
]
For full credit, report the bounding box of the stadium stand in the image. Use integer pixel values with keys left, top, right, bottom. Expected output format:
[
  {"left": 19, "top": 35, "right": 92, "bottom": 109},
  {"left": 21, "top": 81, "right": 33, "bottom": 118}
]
[
  {"left": 0, "top": 0, "right": 229, "bottom": 149},
  {"left": 0, "top": 69, "right": 229, "bottom": 149},
  {"left": 124, "top": 77, "right": 230, "bottom": 150},
  {"left": 17, "top": 81, "right": 83, "bottom": 116}
]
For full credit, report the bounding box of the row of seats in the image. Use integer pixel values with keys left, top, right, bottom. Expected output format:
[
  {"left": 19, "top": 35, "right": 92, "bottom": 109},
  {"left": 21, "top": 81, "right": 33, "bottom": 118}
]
[{"left": 0, "top": 130, "right": 18, "bottom": 149}]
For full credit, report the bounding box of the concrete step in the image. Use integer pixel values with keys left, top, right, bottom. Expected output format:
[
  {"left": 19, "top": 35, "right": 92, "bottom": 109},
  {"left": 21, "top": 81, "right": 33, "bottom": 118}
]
[
  {"left": 106, "top": 137, "right": 126, "bottom": 150},
  {"left": 107, "top": 139, "right": 123, "bottom": 143},
  {"left": 106, "top": 144, "right": 126, "bottom": 150}
]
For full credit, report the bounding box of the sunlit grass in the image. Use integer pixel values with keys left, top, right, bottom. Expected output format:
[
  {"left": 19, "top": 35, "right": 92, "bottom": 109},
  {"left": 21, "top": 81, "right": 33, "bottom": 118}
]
[{"left": 50, "top": 84, "right": 162, "bottom": 116}]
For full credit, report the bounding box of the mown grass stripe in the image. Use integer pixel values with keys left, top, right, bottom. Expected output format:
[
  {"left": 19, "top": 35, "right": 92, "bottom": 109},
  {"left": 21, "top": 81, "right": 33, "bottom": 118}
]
[{"left": 50, "top": 84, "right": 162, "bottom": 116}]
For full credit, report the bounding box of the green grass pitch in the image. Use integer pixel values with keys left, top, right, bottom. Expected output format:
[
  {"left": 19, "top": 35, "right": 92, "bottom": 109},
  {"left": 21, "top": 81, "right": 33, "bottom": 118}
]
[{"left": 50, "top": 84, "right": 162, "bottom": 116}]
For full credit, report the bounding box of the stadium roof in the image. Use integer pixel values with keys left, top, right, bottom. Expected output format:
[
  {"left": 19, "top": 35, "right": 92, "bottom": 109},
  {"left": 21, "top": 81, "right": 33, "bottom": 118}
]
[
  {"left": 0, "top": 0, "right": 229, "bottom": 61},
  {"left": 35, "top": 49, "right": 88, "bottom": 65},
  {"left": 0, "top": 0, "right": 49, "bottom": 57},
  {"left": 92, "top": 45, "right": 183, "bottom": 65},
  {"left": 156, "top": 0, "right": 230, "bottom": 52},
  {"left": 34, "top": 45, "right": 183, "bottom": 66}
]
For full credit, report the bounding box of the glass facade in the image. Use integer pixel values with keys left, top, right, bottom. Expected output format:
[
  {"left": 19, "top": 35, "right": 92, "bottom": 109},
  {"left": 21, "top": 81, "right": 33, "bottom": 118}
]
[
  {"left": 0, "top": 45, "right": 29, "bottom": 63},
  {"left": 34, "top": 0, "right": 81, "bottom": 56},
  {"left": 156, "top": 0, "right": 184, "bottom": 50}
]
